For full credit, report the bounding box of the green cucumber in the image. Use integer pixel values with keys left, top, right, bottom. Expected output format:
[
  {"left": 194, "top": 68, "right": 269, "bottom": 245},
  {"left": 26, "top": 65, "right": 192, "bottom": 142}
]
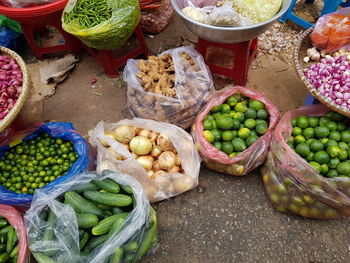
[
  {"left": 134, "top": 221, "right": 157, "bottom": 260},
  {"left": 0, "top": 220, "right": 7, "bottom": 228},
  {"left": 71, "top": 182, "right": 99, "bottom": 193},
  {"left": 43, "top": 210, "right": 56, "bottom": 242},
  {"left": 0, "top": 226, "right": 12, "bottom": 235},
  {"left": 0, "top": 253, "right": 9, "bottom": 263},
  {"left": 92, "top": 179, "right": 120, "bottom": 193},
  {"left": 106, "top": 218, "right": 125, "bottom": 240},
  {"left": 109, "top": 247, "right": 123, "bottom": 263},
  {"left": 112, "top": 208, "right": 123, "bottom": 215},
  {"left": 12, "top": 255, "right": 17, "bottom": 263},
  {"left": 104, "top": 211, "right": 113, "bottom": 217},
  {"left": 120, "top": 185, "right": 133, "bottom": 194},
  {"left": 92, "top": 213, "right": 128, "bottom": 236},
  {"left": 0, "top": 244, "right": 5, "bottom": 253},
  {"left": 12, "top": 232, "right": 17, "bottom": 246},
  {"left": 97, "top": 204, "right": 112, "bottom": 211},
  {"left": 64, "top": 191, "right": 103, "bottom": 217},
  {"left": 6, "top": 227, "right": 15, "bottom": 253},
  {"left": 123, "top": 254, "right": 135, "bottom": 263},
  {"left": 79, "top": 231, "right": 89, "bottom": 250},
  {"left": 38, "top": 210, "right": 48, "bottom": 221},
  {"left": 9, "top": 245, "right": 18, "bottom": 258},
  {"left": 33, "top": 253, "right": 56, "bottom": 263},
  {"left": 83, "top": 235, "right": 107, "bottom": 254},
  {"left": 83, "top": 191, "right": 132, "bottom": 207},
  {"left": 76, "top": 213, "right": 99, "bottom": 229},
  {"left": 123, "top": 241, "right": 138, "bottom": 253}
]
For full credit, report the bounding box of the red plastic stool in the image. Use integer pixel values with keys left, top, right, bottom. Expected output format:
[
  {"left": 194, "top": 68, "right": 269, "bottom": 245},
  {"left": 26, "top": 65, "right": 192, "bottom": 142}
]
[
  {"left": 197, "top": 38, "right": 258, "bottom": 86},
  {"left": 0, "top": 0, "right": 83, "bottom": 59},
  {"left": 84, "top": 24, "right": 149, "bottom": 78}
]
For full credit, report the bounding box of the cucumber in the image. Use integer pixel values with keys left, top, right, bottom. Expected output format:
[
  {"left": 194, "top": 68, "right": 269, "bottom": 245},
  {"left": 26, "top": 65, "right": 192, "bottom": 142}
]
[
  {"left": 0, "top": 253, "right": 9, "bottom": 263},
  {"left": 109, "top": 247, "right": 123, "bottom": 263},
  {"left": 43, "top": 210, "right": 56, "bottom": 242},
  {"left": 9, "top": 244, "right": 18, "bottom": 258},
  {"left": 83, "top": 191, "right": 132, "bottom": 207},
  {"left": 92, "top": 179, "right": 120, "bottom": 193},
  {"left": 82, "top": 235, "right": 107, "bottom": 254},
  {"left": 76, "top": 213, "right": 99, "bottom": 229},
  {"left": 92, "top": 213, "right": 128, "bottom": 236},
  {"left": 97, "top": 204, "right": 112, "bottom": 211},
  {"left": 112, "top": 208, "right": 123, "bottom": 215},
  {"left": 12, "top": 255, "right": 17, "bottom": 263},
  {"left": 38, "top": 210, "right": 48, "bottom": 221},
  {"left": 0, "top": 220, "right": 7, "bottom": 228},
  {"left": 120, "top": 185, "right": 133, "bottom": 194},
  {"left": 106, "top": 218, "right": 125, "bottom": 240},
  {"left": 0, "top": 226, "right": 12, "bottom": 235},
  {"left": 6, "top": 227, "right": 15, "bottom": 253},
  {"left": 123, "top": 254, "right": 135, "bottom": 263},
  {"left": 79, "top": 231, "right": 89, "bottom": 250},
  {"left": 104, "top": 211, "right": 113, "bottom": 217},
  {"left": 33, "top": 253, "right": 56, "bottom": 263},
  {"left": 123, "top": 241, "right": 138, "bottom": 253},
  {"left": 64, "top": 191, "right": 103, "bottom": 217},
  {"left": 71, "top": 182, "right": 99, "bottom": 193},
  {"left": 134, "top": 221, "right": 157, "bottom": 260},
  {"left": 0, "top": 244, "right": 5, "bottom": 253}
]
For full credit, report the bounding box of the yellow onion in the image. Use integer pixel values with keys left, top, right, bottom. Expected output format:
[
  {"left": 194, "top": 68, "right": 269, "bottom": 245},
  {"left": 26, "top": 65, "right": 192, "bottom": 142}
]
[
  {"left": 131, "top": 152, "right": 139, "bottom": 159},
  {"left": 175, "top": 154, "right": 181, "bottom": 166},
  {"left": 136, "top": 156, "right": 154, "bottom": 171},
  {"left": 168, "top": 166, "right": 180, "bottom": 173},
  {"left": 147, "top": 170, "right": 155, "bottom": 178},
  {"left": 158, "top": 151, "right": 176, "bottom": 170},
  {"left": 152, "top": 161, "right": 161, "bottom": 172},
  {"left": 134, "top": 127, "right": 143, "bottom": 134},
  {"left": 157, "top": 134, "right": 175, "bottom": 152},
  {"left": 107, "top": 147, "right": 125, "bottom": 161},
  {"left": 153, "top": 170, "right": 169, "bottom": 187},
  {"left": 149, "top": 131, "right": 159, "bottom": 144},
  {"left": 98, "top": 131, "right": 115, "bottom": 147},
  {"left": 122, "top": 143, "right": 130, "bottom": 151},
  {"left": 173, "top": 174, "right": 194, "bottom": 193},
  {"left": 129, "top": 136, "right": 152, "bottom": 155},
  {"left": 151, "top": 146, "right": 162, "bottom": 158},
  {"left": 138, "top": 129, "right": 151, "bottom": 138},
  {"left": 114, "top": 125, "right": 135, "bottom": 143}
]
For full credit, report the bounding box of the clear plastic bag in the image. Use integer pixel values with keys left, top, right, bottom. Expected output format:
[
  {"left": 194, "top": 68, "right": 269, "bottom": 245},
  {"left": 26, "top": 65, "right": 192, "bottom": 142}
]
[
  {"left": 311, "top": 7, "right": 350, "bottom": 53},
  {"left": 261, "top": 104, "right": 350, "bottom": 219},
  {"left": 124, "top": 46, "right": 215, "bottom": 129},
  {"left": 89, "top": 118, "right": 201, "bottom": 202},
  {"left": 62, "top": 0, "right": 140, "bottom": 50},
  {"left": 0, "top": 0, "right": 58, "bottom": 8},
  {"left": 0, "top": 122, "right": 91, "bottom": 210},
  {"left": 25, "top": 170, "right": 158, "bottom": 263},
  {"left": 0, "top": 204, "right": 28, "bottom": 263},
  {"left": 207, "top": 1, "right": 240, "bottom": 26},
  {"left": 191, "top": 86, "right": 280, "bottom": 176}
]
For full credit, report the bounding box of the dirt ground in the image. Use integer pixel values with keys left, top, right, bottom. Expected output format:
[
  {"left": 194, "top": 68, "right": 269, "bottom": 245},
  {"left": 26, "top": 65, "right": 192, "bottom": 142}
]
[{"left": 19, "top": 5, "right": 350, "bottom": 263}]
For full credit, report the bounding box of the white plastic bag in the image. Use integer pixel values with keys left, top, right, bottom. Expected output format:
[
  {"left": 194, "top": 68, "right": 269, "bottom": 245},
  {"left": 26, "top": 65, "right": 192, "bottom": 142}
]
[
  {"left": 89, "top": 118, "right": 201, "bottom": 202},
  {"left": 0, "top": 0, "right": 59, "bottom": 8},
  {"left": 24, "top": 171, "right": 157, "bottom": 263},
  {"left": 208, "top": 1, "right": 240, "bottom": 26},
  {"left": 123, "top": 46, "right": 214, "bottom": 129}
]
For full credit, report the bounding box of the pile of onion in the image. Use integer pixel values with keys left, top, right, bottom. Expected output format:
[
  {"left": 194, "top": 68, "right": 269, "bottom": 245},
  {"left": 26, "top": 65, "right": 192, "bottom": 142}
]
[
  {"left": 0, "top": 55, "right": 23, "bottom": 120},
  {"left": 99, "top": 125, "right": 194, "bottom": 194}
]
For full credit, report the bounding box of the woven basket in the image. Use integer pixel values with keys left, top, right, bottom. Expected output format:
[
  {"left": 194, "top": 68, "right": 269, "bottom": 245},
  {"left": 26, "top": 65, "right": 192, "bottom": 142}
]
[
  {"left": 293, "top": 27, "right": 350, "bottom": 117},
  {"left": 0, "top": 46, "right": 31, "bottom": 134}
]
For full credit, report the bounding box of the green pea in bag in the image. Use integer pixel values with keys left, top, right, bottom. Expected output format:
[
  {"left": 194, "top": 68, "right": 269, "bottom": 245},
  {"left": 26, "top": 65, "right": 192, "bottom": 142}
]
[{"left": 62, "top": 0, "right": 140, "bottom": 50}]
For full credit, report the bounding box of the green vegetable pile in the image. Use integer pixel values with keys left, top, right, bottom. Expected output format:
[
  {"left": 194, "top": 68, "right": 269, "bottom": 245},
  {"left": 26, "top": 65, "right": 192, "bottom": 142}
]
[
  {"left": 64, "top": 0, "right": 113, "bottom": 28},
  {"left": 0, "top": 216, "right": 19, "bottom": 263},
  {"left": 288, "top": 111, "right": 350, "bottom": 177},
  {"left": 0, "top": 132, "right": 78, "bottom": 195},
  {"left": 32, "top": 178, "right": 157, "bottom": 263},
  {"left": 202, "top": 93, "right": 270, "bottom": 157}
]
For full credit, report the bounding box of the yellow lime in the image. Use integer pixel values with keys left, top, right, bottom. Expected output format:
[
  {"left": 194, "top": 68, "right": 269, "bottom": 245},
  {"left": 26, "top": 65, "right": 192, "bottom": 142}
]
[{"left": 203, "top": 130, "right": 214, "bottom": 142}]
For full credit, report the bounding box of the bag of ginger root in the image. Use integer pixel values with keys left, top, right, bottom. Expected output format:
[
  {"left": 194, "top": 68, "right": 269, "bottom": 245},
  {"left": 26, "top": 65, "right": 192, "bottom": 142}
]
[{"left": 89, "top": 118, "right": 201, "bottom": 202}]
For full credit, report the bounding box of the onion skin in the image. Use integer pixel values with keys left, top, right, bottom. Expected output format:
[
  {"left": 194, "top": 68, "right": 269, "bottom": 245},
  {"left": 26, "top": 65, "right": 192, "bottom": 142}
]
[
  {"left": 152, "top": 161, "right": 161, "bottom": 172},
  {"left": 175, "top": 154, "right": 181, "bottom": 166},
  {"left": 158, "top": 151, "right": 176, "bottom": 170},
  {"left": 147, "top": 170, "right": 155, "bottom": 178},
  {"left": 138, "top": 129, "right": 151, "bottom": 138},
  {"left": 168, "top": 166, "right": 180, "bottom": 173},
  {"left": 157, "top": 134, "right": 175, "bottom": 152},
  {"left": 114, "top": 125, "right": 135, "bottom": 143},
  {"left": 99, "top": 131, "right": 115, "bottom": 147},
  {"left": 151, "top": 146, "right": 162, "bottom": 158},
  {"left": 136, "top": 155, "right": 154, "bottom": 171},
  {"left": 107, "top": 147, "right": 125, "bottom": 160},
  {"left": 129, "top": 136, "right": 152, "bottom": 155}
]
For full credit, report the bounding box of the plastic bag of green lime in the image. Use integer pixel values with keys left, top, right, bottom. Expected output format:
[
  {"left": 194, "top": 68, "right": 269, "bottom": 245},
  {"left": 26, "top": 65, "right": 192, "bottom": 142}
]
[
  {"left": 191, "top": 86, "right": 280, "bottom": 176},
  {"left": 262, "top": 104, "right": 350, "bottom": 219}
]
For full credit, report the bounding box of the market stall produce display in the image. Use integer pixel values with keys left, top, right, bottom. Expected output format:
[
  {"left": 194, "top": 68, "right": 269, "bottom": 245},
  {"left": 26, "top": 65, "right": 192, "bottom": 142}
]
[
  {"left": 25, "top": 171, "right": 158, "bottom": 263},
  {"left": 90, "top": 118, "right": 200, "bottom": 202},
  {"left": 262, "top": 105, "right": 350, "bottom": 219},
  {"left": 124, "top": 46, "right": 214, "bottom": 129},
  {"left": 192, "top": 86, "right": 279, "bottom": 176},
  {"left": 0, "top": 204, "right": 28, "bottom": 263},
  {"left": 62, "top": 0, "right": 140, "bottom": 50},
  {"left": 0, "top": 122, "right": 90, "bottom": 210}
]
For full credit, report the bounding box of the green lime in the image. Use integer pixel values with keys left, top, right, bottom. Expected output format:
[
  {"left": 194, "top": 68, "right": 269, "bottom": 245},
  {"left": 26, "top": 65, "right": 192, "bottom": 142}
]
[
  {"left": 306, "top": 152, "right": 314, "bottom": 161},
  {"left": 325, "top": 140, "right": 337, "bottom": 148},
  {"left": 212, "top": 112, "right": 222, "bottom": 119},
  {"left": 257, "top": 109, "right": 268, "bottom": 120},
  {"left": 289, "top": 136, "right": 295, "bottom": 145},
  {"left": 338, "top": 149, "right": 348, "bottom": 160},
  {"left": 292, "top": 127, "right": 302, "bottom": 136},
  {"left": 228, "top": 111, "right": 236, "bottom": 118},
  {"left": 203, "top": 130, "right": 215, "bottom": 143},
  {"left": 326, "top": 121, "right": 338, "bottom": 131},
  {"left": 336, "top": 162, "right": 350, "bottom": 175},
  {"left": 233, "top": 93, "right": 242, "bottom": 101},
  {"left": 327, "top": 145, "right": 341, "bottom": 158},
  {"left": 226, "top": 96, "right": 238, "bottom": 107},
  {"left": 213, "top": 141, "right": 222, "bottom": 150},
  {"left": 249, "top": 100, "right": 265, "bottom": 111},
  {"left": 303, "top": 128, "right": 314, "bottom": 139},
  {"left": 246, "top": 135, "right": 259, "bottom": 146},
  {"left": 222, "top": 131, "right": 234, "bottom": 141},
  {"left": 320, "top": 164, "right": 329, "bottom": 175},
  {"left": 211, "top": 104, "right": 223, "bottom": 113},
  {"left": 287, "top": 142, "right": 294, "bottom": 149},
  {"left": 337, "top": 122, "right": 347, "bottom": 132},
  {"left": 232, "top": 119, "right": 241, "bottom": 130},
  {"left": 341, "top": 130, "right": 350, "bottom": 143},
  {"left": 211, "top": 129, "right": 221, "bottom": 141},
  {"left": 319, "top": 117, "right": 331, "bottom": 126},
  {"left": 297, "top": 115, "right": 310, "bottom": 129},
  {"left": 221, "top": 104, "right": 231, "bottom": 114},
  {"left": 321, "top": 138, "right": 329, "bottom": 144},
  {"left": 294, "top": 135, "right": 306, "bottom": 144},
  {"left": 310, "top": 140, "right": 324, "bottom": 152},
  {"left": 232, "top": 138, "right": 247, "bottom": 152},
  {"left": 291, "top": 118, "right": 298, "bottom": 127},
  {"left": 306, "top": 138, "right": 316, "bottom": 144},
  {"left": 234, "top": 102, "right": 248, "bottom": 113},
  {"left": 205, "top": 115, "right": 214, "bottom": 121},
  {"left": 232, "top": 130, "right": 238, "bottom": 138},
  {"left": 222, "top": 142, "right": 233, "bottom": 154},
  {"left": 328, "top": 158, "right": 340, "bottom": 169},
  {"left": 245, "top": 108, "right": 257, "bottom": 119},
  {"left": 203, "top": 119, "right": 214, "bottom": 130},
  {"left": 326, "top": 169, "right": 338, "bottom": 178},
  {"left": 244, "top": 119, "right": 256, "bottom": 129},
  {"left": 315, "top": 126, "right": 330, "bottom": 138},
  {"left": 295, "top": 143, "right": 310, "bottom": 158},
  {"left": 309, "top": 161, "right": 322, "bottom": 172},
  {"left": 216, "top": 115, "right": 234, "bottom": 130},
  {"left": 309, "top": 116, "right": 319, "bottom": 128},
  {"left": 256, "top": 123, "right": 268, "bottom": 136},
  {"left": 324, "top": 112, "right": 333, "bottom": 118},
  {"left": 329, "top": 131, "right": 341, "bottom": 141},
  {"left": 338, "top": 142, "right": 349, "bottom": 150},
  {"left": 238, "top": 128, "right": 251, "bottom": 139},
  {"left": 314, "top": 151, "right": 330, "bottom": 164},
  {"left": 331, "top": 112, "right": 346, "bottom": 122},
  {"left": 233, "top": 112, "right": 245, "bottom": 122}
]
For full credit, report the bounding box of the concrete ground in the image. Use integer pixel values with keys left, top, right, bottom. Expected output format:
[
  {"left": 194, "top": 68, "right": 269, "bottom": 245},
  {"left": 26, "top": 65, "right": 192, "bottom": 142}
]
[{"left": 21, "top": 10, "right": 350, "bottom": 263}]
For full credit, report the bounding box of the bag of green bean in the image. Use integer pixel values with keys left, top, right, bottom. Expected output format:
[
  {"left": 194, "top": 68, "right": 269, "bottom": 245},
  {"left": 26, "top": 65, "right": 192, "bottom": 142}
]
[{"left": 62, "top": 0, "right": 140, "bottom": 50}]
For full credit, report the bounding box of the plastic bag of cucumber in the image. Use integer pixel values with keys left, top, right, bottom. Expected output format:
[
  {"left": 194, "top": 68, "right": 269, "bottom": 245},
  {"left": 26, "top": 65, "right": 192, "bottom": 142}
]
[
  {"left": 262, "top": 104, "right": 350, "bottom": 219},
  {"left": 24, "top": 170, "right": 158, "bottom": 263}
]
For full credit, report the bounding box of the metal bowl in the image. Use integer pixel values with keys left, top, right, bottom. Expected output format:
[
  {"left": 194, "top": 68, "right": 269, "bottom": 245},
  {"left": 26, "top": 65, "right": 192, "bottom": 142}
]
[{"left": 171, "top": 0, "right": 292, "bottom": 43}]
